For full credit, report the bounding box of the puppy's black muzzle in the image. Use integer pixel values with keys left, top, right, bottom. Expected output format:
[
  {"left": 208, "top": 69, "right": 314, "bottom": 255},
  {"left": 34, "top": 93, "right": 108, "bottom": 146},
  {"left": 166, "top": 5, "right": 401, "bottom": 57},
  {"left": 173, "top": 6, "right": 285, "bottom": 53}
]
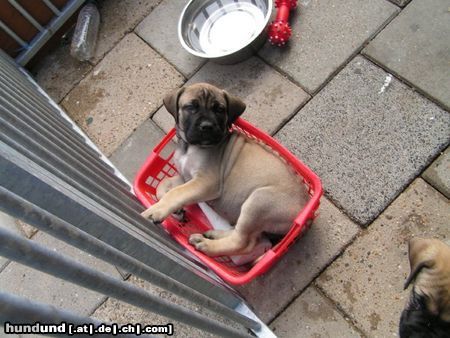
[
  {"left": 185, "top": 119, "right": 226, "bottom": 146},
  {"left": 399, "top": 292, "right": 450, "bottom": 338}
]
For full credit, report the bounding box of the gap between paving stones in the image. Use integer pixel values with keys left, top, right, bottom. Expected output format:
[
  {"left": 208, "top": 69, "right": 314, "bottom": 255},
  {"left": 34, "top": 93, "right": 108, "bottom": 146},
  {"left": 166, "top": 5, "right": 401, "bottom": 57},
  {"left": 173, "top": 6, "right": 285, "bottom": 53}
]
[
  {"left": 273, "top": 54, "right": 450, "bottom": 227},
  {"left": 315, "top": 179, "right": 449, "bottom": 337},
  {"left": 314, "top": 282, "right": 368, "bottom": 337},
  {"left": 259, "top": 7, "right": 402, "bottom": 97},
  {"left": 133, "top": 33, "right": 189, "bottom": 85},
  {"left": 51, "top": 1, "right": 166, "bottom": 104},
  {"left": 363, "top": 53, "right": 450, "bottom": 114},
  {"left": 0, "top": 261, "right": 11, "bottom": 275},
  {"left": 265, "top": 5, "right": 405, "bottom": 137},
  {"left": 385, "top": 0, "right": 403, "bottom": 8},
  {"left": 255, "top": 55, "right": 312, "bottom": 98},
  {"left": 263, "top": 209, "right": 362, "bottom": 323},
  {"left": 422, "top": 146, "right": 450, "bottom": 199},
  {"left": 133, "top": 30, "right": 205, "bottom": 81},
  {"left": 269, "top": 178, "right": 448, "bottom": 334},
  {"left": 313, "top": 285, "right": 367, "bottom": 338},
  {"left": 87, "top": 0, "right": 165, "bottom": 67}
]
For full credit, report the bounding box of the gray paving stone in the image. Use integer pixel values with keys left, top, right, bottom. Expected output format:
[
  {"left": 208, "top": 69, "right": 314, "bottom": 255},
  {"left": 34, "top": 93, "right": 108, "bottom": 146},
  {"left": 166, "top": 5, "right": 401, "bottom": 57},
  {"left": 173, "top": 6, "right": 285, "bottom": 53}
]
[
  {"left": 316, "top": 178, "right": 450, "bottom": 337},
  {"left": 92, "top": 0, "right": 162, "bottom": 64},
  {"left": 109, "top": 119, "right": 167, "bottom": 182},
  {"left": 31, "top": 42, "right": 92, "bottom": 103},
  {"left": 15, "top": 219, "right": 38, "bottom": 239},
  {"left": 271, "top": 286, "right": 362, "bottom": 338},
  {"left": 62, "top": 33, "right": 184, "bottom": 156},
  {"left": 152, "top": 107, "right": 174, "bottom": 134},
  {"left": 276, "top": 56, "right": 450, "bottom": 225},
  {"left": 422, "top": 147, "right": 450, "bottom": 198},
  {"left": 152, "top": 57, "right": 310, "bottom": 135},
  {"left": 135, "top": 0, "right": 205, "bottom": 78},
  {"left": 237, "top": 198, "right": 360, "bottom": 323},
  {"left": 364, "top": 0, "right": 450, "bottom": 110},
  {"left": 259, "top": 0, "right": 398, "bottom": 93},
  {"left": 0, "top": 231, "right": 121, "bottom": 316}
]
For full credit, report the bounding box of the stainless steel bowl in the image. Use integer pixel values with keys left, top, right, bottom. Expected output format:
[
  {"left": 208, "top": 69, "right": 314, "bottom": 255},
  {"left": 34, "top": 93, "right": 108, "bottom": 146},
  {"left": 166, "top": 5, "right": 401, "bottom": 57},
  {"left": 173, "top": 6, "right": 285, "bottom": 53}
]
[{"left": 178, "top": 0, "right": 273, "bottom": 64}]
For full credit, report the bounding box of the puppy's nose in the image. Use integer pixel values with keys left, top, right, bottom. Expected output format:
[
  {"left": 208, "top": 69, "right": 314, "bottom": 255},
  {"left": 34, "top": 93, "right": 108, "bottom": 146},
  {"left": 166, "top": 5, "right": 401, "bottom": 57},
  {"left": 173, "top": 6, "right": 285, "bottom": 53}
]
[{"left": 199, "top": 121, "right": 214, "bottom": 132}]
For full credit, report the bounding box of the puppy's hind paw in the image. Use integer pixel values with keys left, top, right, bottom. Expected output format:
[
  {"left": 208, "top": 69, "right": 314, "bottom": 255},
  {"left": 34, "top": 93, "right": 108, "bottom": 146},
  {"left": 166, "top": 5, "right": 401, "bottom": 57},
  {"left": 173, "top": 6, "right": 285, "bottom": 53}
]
[
  {"left": 203, "top": 229, "right": 230, "bottom": 239},
  {"left": 189, "top": 233, "right": 204, "bottom": 245},
  {"left": 188, "top": 233, "right": 211, "bottom": 253}
]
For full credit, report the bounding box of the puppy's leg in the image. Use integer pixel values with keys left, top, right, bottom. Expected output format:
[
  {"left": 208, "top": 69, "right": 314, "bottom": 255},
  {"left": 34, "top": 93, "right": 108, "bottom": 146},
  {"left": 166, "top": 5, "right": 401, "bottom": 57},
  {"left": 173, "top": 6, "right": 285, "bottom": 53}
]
[
  {"left": 189, "top": 230, "right": 257, "bottom": 256},
  {"left": 189, "top": 188, "right": 271, "bottom": 256},
  {"left": 156, "top": 175, "right": 184, "bottom": 200},
  {"left": 203, "top": 229, "right": 233, "bottom": 239},
  {"left": 141, "top": 175, "right": 219, "bottom": 223},
  {"left": 156, "top": 175, "right": 187, "bottom": 221}
]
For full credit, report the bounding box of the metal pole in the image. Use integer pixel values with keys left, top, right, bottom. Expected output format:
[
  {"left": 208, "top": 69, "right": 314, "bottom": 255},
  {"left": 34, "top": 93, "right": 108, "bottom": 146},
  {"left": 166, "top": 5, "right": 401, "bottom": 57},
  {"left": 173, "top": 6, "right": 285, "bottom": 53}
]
[
  {"left": 0, "top": 227, "right": 252, "bottom": 338},
  {"left": 15, "top": 0, "right": 85, "bottom": 65},
  {"left": 42, "top": 0, "right": 61, "bottom": 15},
  {"left": 0, "top": 145, "right": 244, "bottom": 309},
  {"left": 0, "top": 20, "right": 28, "bottom": 47},
  {"left": 8, "top": 0, "right": 44, "bottom": 31},
  {"left": 0, "top": 186, "right": 260, "bottom": 331},
  {"left": 0, "top": 291, "right": 152, "bottom": 338}
]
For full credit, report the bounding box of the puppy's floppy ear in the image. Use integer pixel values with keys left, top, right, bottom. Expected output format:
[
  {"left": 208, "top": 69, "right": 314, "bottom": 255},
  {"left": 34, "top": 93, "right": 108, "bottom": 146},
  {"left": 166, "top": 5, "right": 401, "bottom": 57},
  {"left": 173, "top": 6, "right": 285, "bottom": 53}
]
[
  {"left": 163, "top": 87, "right": 185, "bottom": 122},
  {"left": 404, "top": 238, "right": 435, "bottom": 290},
  {"left": 223, "top": 90, "right": 246, "bottom": 126}
]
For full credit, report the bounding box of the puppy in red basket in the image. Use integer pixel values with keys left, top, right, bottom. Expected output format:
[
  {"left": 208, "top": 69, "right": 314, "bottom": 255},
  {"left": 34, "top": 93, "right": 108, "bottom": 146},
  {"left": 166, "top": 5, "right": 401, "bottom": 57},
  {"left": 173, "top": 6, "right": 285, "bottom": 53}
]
[
  {"left": 400, "top": 237, "right": 450, "bottom": 337},
  {"left": 141, "top": 83, "right": 308, "bottom": 257}
]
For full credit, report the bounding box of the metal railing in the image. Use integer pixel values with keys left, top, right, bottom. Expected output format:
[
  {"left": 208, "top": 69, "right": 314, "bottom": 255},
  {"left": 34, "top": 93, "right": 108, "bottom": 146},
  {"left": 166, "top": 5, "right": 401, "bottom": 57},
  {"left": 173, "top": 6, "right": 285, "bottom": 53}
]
[
  {"left": 0, "top": 50, "right": 275, "bottom": 337},
  {"left": 1, "top": 0, "right": 85, "bottom": 66}
]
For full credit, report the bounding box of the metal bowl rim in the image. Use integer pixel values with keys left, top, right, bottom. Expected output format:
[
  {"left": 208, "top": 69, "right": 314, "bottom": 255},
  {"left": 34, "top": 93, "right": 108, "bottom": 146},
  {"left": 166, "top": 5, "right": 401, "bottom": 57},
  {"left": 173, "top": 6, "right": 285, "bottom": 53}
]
[{"left": 178, "top": 0, "right": 273, "bottom": 59}]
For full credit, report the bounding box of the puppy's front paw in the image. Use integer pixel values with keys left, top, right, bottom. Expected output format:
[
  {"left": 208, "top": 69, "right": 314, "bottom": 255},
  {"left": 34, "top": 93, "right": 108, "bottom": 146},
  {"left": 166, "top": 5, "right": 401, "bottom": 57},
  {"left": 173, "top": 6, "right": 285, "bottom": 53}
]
[
  {"left": 189, "top": 233, "right": 211, "bottom": 254},
  {"left": 141, "top": 202, "right": 171, "bottom": 223}
]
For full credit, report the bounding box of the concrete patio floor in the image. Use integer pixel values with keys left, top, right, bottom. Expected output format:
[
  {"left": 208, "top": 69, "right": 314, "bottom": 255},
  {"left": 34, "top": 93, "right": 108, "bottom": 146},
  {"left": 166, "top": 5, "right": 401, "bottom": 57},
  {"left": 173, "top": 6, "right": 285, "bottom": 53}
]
[{"left": 1, "top": 0, "right": 449, "bottom": 337}]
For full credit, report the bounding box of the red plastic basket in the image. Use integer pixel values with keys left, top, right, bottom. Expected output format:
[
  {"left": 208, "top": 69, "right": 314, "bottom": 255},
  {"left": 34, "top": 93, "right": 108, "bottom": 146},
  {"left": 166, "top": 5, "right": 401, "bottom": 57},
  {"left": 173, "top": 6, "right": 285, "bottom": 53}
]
[{"left": 134, "top": 117, "right": 323, "bottom": 285}]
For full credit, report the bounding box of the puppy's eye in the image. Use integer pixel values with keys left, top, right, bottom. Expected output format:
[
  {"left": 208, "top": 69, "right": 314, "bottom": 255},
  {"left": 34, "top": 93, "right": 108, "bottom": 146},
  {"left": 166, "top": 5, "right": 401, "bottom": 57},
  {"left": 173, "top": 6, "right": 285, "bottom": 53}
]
[
  {"left": 184, "top": 102, "right": 198, "bottom": 113},
  {"left": 212, "top": 103, "right": 225, "bottom": 114}
]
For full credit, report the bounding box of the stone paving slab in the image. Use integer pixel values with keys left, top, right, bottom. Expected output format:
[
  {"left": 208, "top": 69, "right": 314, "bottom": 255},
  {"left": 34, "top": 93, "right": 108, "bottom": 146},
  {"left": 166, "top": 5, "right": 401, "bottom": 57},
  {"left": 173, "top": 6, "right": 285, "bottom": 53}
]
[
  {"left": 16, "top": 219, "right": 38, "bottom": 239},
  {"left": 0, "top": 231, "right": 122, "bottom": 316},
  {"left": 152, "top": 106, "right": 174, "bottom": 134},
  {"left": 31, "top": 42, "right": 92, "bottom": 103},
  {"left": 135, "top": 0, "right": 205, "bottom": 78},
  {"left": 316, "top": 178, "right": 450, "bottom": 337},
  {"left": 62, "top": 33, "right": 184, "bottom": 156},
  {"left": 93, "top": 275, "right": 245, "bottom": 338},
  {"left": 259, "top": 0, "right": 398, "bottom": 94},
  {"left": 109, "top": 119, "right": 166, "bottom": 182},
  {"left": 422, "top": 147, "right": 450, "bottom": 198},
  {"left": 237, "top": 197, "right": 360, "bottom": 323},
  {"left": 152, "top": 57, "right": 310, "bottom": 135},
  {"left": 271, "top": 286, "right": 362, "bottom": 338},
  {"left": 276, "top": 56, "right": 450, "bottom": 226},
  {"left": 363, "top": 0, "right": 450, "bottom": 111},
  {"left": 92, "top": 0, "right": 162, "bottom": 64}
]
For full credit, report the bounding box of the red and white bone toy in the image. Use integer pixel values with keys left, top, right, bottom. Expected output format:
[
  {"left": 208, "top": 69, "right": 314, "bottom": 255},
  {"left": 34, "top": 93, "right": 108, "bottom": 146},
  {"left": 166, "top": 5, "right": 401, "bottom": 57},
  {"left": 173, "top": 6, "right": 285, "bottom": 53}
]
[{"left": 267, "top": 0, "right": 297, "bottom": 46}]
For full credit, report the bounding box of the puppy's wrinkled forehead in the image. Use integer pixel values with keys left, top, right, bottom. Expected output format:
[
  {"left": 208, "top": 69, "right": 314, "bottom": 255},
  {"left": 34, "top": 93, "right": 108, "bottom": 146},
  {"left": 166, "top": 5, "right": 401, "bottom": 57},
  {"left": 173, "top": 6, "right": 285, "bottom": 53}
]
[{"left": 178, "top": 84, "right": 226, "bottom": 108}]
